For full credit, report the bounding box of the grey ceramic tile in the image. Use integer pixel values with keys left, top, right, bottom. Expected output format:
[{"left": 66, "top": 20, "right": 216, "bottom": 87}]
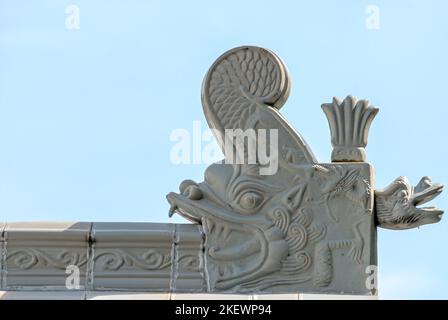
[
  {"left": 252, "top": 294, "right": 300, "bottom": 300},
  {"left": 173, "top": 224, "right": 205, "bottom": 292},
  {"left": 3, "top": 222, "right": 91, "bottom": 289},
  {"left": 92, "top": 222, "right": 175, "bottom": 290},
  {"left": 0, "top": 222, "right": 5, "bottom": 289},
  {"left": 86, "top": 291, "right": 170, "bottom": 300},
  {"left": 0, "top": 222, "right": 5, "bottom": 239},
  {"left": 171, "top": 293, "right": 252, "bottom": 300},
  {"left": 299, "top": 293, "right": 378, "bottom": 300},
  {"left": 0, "top": 290, "right": 86, "bottom": 300}
]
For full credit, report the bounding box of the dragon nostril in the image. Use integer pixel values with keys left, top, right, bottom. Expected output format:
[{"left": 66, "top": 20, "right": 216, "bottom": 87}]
[
  {"left": 179, "top": 179, "right": 197, "bottom": 194},
  {"left": 183, "top": 185, "right": 203, "bottom": 200}
]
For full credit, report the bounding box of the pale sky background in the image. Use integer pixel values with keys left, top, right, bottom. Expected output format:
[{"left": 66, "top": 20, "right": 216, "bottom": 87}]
[{"left": 0, "top": 0, "right": 447, "bottom": 299}]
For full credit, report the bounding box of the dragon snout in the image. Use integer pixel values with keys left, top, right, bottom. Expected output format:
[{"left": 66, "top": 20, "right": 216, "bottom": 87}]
[
  {"left": 167, "top": 179, "right": 204, "bottom": 219},
  {"left": 375, "top": 176, "right": 444, "bottom": 230},
  {"left": 411, "top": 176, "right": 443, "bottom": 206},
  {"left": 179, "top": 179, "right": 203, "bottom": 200}
]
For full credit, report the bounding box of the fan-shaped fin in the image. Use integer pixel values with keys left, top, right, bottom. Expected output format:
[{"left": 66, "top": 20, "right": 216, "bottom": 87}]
[{"left": 201, "top": 46, "right": 316, "bottom": 166}]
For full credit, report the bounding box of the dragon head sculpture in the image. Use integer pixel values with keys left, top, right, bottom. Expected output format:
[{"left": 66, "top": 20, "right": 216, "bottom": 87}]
[
  {"left": 167, "top": 161, "right": 333, "bottom": 290},
  {"left": 375, "top": 176, "right": 443, "bottom": 230}
]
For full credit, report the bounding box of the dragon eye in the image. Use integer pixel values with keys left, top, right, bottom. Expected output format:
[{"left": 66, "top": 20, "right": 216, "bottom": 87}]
[
  {"left": 398, "top": 190, "right": 408, "bottom": 198},
  {"left": 239, "top": 192, "right": 263, "bottom": 210}
]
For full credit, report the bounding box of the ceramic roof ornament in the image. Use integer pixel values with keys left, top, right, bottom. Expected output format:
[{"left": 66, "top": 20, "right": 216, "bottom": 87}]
[
  {"left": 321, "top": 95, "right": 378, "bottom": 162},
  {"left": 167, "top": 46, "right": 444, "bottom": 295},
  {"left": 0, "top": 46, "right": 443, "bottom": 298}
]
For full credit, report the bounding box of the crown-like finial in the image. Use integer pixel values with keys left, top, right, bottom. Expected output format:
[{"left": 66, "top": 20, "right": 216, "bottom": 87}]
[{"left": 322, "top": 95, "right": 379, "bottom": 162}]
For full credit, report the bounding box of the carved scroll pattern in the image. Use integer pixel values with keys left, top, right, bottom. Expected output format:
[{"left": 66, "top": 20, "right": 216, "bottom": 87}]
[
  {"left": 94, "top": 249, "right": 200, "bottom": 272},
  {"left": 94, "top": 249, "right": 171, "bottom": 271},
  {"left": 7, "top": 248, "right": 87, "bottom": 270}
]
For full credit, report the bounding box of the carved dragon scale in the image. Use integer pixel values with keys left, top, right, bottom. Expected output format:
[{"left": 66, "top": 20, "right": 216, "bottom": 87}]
[{"left": 167, "top": 46, "right": 444, "bottom": 295}]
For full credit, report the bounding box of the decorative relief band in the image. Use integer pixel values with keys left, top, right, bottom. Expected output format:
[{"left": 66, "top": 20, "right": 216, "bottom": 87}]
[
  {"left": 0, "top": 222, "right": 204, "bottom": 292},
  {"left": 7, "top": 248, "right": 87, "bottom": 270}
]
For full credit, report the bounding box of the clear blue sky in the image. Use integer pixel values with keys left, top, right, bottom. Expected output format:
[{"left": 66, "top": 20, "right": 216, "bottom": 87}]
[{"left": 0, "top": 0, "right": 447, "bottom": 299}]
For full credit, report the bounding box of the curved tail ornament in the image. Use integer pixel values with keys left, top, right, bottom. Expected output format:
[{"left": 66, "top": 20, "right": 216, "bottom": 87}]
[{"left": 201, "top": 46, "right": 317, "bottom": 167}]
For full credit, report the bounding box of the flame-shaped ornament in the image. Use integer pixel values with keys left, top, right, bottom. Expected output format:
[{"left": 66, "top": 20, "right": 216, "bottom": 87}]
[{"left": 322, "top": 96, "right": 379, "bottom": 162}]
